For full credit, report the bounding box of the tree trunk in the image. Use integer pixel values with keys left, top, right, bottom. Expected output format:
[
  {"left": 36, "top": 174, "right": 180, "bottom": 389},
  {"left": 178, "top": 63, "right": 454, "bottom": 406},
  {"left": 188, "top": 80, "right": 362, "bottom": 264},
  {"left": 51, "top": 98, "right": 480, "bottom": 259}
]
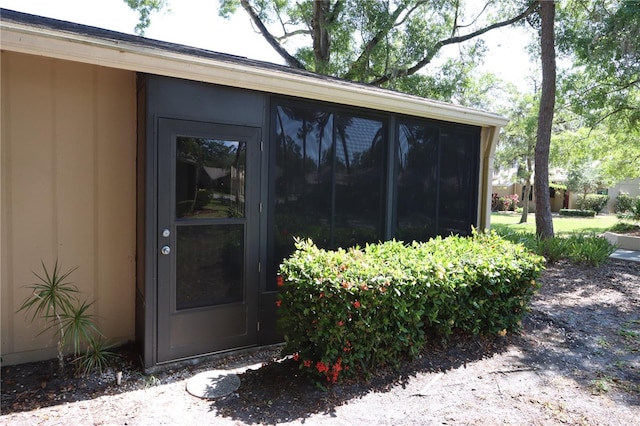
[
  {"left": 312, "top": 0, "right": 331, "bottom": 74},
  {"left": 534, "top": 1, "right": 556, "bottom": 239},
  {"left": 519, "top": 181, "right": 531, "bottom": 224}
]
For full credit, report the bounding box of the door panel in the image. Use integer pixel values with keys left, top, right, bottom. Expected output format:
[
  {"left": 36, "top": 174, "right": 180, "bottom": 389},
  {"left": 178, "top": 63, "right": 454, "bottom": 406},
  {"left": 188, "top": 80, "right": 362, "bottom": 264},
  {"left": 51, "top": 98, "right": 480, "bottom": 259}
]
[{"left": 157, "top": 119, "right": 260, "bottom": 363}]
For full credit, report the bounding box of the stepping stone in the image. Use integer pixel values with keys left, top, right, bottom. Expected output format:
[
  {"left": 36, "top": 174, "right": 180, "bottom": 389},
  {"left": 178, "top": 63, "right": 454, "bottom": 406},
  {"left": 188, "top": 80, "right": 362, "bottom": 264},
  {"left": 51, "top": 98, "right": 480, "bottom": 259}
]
[{"left": 186, "top": 370, "right": 241, "bottom": 399}]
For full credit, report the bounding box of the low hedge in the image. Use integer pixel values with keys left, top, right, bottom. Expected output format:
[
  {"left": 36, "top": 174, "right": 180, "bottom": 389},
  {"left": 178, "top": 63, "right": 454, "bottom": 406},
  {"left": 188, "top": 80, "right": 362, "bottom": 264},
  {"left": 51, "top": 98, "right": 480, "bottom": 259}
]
[
  {"left": 277, "top": 231, "right": 545, "bottom": 384},
  {"left": 576, "top": 194, "right": 609, "bottom": 214},
  {"left": 559, "top": 209, "right": 596, "bottom": 217}
]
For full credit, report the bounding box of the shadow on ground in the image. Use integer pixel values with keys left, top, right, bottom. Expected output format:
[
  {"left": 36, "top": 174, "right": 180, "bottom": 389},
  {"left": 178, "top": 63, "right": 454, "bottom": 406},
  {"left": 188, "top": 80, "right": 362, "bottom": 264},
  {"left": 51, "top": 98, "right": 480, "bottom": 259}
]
[
  {"left": 510, "top": 261, "right": 640, "bottom": 407},
  {"left": 211, "top": 260, "right": 640, "bottom": 425},
  {"left": 211, "top": 334, "right": 512, "bottom": 424}
]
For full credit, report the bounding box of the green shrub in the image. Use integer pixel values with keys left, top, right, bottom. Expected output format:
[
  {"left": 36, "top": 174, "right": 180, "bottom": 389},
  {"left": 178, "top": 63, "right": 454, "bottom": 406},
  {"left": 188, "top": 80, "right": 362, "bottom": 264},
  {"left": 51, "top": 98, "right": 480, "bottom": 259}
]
[
  {"left": 564, "top": 233, "right": 617, "bottom": 267},
  {"left": 630, "top": 197, "right": 640, "bottom": 221},
  {"left": 615, "top": 193, "right": 634, "bottom": 213},
  {"left": 494, "top": 229, "right": 566, "bottom": 263},
  {"left": 559, "top": 209, "right": 596, "bottom": 217},
  {"left": 495, "top": 228, "right": 616, "bottom": 266},
  {"left": 608, "top": 222, "right": 640, "bottom": 233},
  {"left": 277, "top": 232, "right": 545, "bottom": 384},
  {"left": 576, "top": 194, "right": 609, "bottom": 214}
]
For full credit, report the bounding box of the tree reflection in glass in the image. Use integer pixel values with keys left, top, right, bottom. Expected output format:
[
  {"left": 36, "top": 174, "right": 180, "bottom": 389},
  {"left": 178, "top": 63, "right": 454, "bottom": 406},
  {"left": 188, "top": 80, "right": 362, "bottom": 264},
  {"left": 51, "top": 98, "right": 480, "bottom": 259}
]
[{"left": 175, "top": 137, "right": 246, "bottom": 219}]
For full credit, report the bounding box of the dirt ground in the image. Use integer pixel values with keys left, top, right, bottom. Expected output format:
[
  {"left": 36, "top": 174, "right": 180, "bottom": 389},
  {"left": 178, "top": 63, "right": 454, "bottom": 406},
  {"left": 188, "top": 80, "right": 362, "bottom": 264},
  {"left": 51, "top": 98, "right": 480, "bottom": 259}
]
[{"left": 2, "top": 259, "right": 639, "bottom": 425}]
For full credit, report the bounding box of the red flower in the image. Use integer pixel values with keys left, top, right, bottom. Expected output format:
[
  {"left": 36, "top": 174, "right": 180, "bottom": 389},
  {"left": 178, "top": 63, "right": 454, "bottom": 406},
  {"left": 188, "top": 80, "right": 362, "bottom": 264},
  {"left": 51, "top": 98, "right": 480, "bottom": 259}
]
[
  {"left": 275, "top": 300, "right": 282, "bottom": 307},
  {"left": 316, "top": 361, "right": 329, "bottom": 374},
  {"left": 277, "top": 275, "right": 284, "bottom": 287},
  {"left": 353, "top": 300, "right": 361, "bottom": 309},
  {"left": 360, "top": 284, "right": 368, "bottom": 291},
  {"left": 303, "top": 359, "right": 313, "bottom": 367},
  {"left": 319, "top": 292, "right": 325, "bottom": 299},
  {"left": 337, "top": 320, "right": 344, "bottom": 327},
  {"left": 293, "top": 352, "right": 300, "bottom": 362}
]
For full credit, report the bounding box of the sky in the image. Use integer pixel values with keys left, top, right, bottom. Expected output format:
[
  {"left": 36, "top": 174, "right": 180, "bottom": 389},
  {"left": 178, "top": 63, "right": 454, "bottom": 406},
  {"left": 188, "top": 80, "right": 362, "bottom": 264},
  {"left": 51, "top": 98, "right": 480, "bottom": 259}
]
[{"left": 0, "top": 0, "right": 537, "bottom": 91}]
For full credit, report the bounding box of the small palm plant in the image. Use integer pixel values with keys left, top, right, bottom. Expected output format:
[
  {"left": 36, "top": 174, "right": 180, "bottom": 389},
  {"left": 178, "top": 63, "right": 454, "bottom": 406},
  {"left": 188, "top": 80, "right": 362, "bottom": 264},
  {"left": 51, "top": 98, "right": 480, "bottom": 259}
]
[{"left": 17, "top": 259, "right": 112, "bottom": 375}]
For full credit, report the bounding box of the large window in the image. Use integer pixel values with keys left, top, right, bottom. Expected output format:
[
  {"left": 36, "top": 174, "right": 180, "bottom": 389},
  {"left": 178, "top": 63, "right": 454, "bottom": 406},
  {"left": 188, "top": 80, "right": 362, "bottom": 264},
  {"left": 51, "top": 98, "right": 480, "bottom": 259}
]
[
  {"left": 270, "top": 102, "right": 385, "bottom": 287},
  {"left": 395, "top": 121, "right": 480, "bottom": 241},
  {"left": 268, "top": 100, "right": 481, "bottom": 290}
]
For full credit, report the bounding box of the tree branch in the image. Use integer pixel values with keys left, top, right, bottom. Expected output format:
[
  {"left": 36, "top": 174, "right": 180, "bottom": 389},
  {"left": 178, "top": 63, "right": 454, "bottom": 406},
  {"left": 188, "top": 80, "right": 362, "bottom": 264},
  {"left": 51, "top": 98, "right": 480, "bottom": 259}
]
[
  {"left": 275, "top": 29, "right": 311, "bottom": 43},
  {"left": 239, "top": 0, "right": 306, "bottom": 69},
  {"left": 370, "top": 1, "right": 540, "bottom": 86},
  {"left": 342, "top": 1, "right": 422, "bottom": 81}
]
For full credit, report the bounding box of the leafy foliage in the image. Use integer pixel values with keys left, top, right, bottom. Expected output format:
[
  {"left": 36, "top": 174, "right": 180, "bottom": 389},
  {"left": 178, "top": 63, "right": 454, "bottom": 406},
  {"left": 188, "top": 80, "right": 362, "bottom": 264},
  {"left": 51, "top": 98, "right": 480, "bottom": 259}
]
[
  {"left": 553, "top": 1, "right": 640, "bottom": 183},
  {"left": 608, "top": 222, "right": 640, "bottom": 234},
  {"left": 559, "top": 209, "right": 596, "bottom": 217},
  {"left": 215, "top": 1, "right": 538, "bottom": 86},
  {"left": 277, "top": 232, "right": 544, "bottom": 383},
  {"left": 576, "top": 194, "right": 609, "bottom": 215},
  {"left": 615, "top": 193, "right": 635, "bottom": 213},
  {"left": 17, "top": 260, "right": 112, "bottom": 376},
  {"left": 123, "top": 0, "right": 168, "bottom": 35},
  {"left": 566, "top": 163, "right": 605, "bottom": 206},
  {"left": 496, "top": 228, "right": 616, "bottom": 266},
  {"left": 75, "top": 336, "right": 119, "bottom": 376},
  {"left": 617, "top": 196, "right": 640, "bottom": 222}
]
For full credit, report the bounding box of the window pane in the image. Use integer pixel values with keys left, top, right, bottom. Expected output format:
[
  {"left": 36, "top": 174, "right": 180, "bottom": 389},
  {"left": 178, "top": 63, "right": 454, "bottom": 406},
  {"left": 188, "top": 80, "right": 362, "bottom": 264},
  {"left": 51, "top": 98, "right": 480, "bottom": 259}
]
[
  {"left": 438, "top": 130, "right": 478, "bottom": 235},
  {"left": 273, "top": 105, "right": 334, "bottom": 262},
  {"left": 395, "top": 123, "right": 439, "bottom": 241},
  {"left": 176, "top": 137, "right": 246, "bottom": 219},
  {"left": 176, "top": 224, "right": 244, "bottom": 310},
  {"left": 334, "top": 115, "right": 385, "bottom": 248}
]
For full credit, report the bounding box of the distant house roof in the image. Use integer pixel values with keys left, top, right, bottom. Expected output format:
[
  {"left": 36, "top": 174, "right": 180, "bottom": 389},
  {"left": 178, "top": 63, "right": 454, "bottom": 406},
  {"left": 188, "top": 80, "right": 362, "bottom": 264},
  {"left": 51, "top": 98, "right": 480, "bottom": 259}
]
[{"left": 0, "top": 8, "right": 508, "bottom": 128}]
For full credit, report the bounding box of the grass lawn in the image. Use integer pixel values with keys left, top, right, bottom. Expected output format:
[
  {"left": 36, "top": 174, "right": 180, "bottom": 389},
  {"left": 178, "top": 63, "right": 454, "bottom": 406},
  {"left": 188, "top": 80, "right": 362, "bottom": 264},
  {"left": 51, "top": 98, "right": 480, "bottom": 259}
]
[{"left": 490, "top": 212, "right": 619, "bottom": 235}]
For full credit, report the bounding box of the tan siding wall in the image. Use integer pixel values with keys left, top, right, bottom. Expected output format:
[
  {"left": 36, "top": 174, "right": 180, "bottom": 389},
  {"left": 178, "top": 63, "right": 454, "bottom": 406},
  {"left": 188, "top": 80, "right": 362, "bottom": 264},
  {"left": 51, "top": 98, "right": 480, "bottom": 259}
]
[{"left": 1, "top": 51, "right": 137, "bottom": 364}]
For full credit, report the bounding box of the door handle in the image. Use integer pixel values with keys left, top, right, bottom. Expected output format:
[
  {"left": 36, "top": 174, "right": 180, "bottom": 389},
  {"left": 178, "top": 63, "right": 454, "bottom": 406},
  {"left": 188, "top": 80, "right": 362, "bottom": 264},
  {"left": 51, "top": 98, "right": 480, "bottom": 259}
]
[{"left": 161, "top": 246, "right": 171, "bottom": 255}]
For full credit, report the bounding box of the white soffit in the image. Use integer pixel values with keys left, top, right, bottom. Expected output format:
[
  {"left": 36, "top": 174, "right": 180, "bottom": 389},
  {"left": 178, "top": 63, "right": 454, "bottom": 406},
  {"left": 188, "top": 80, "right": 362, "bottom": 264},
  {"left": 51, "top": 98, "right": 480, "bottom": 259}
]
[{"left": 0, "top": 19, "right": 508, "bottom": 128}]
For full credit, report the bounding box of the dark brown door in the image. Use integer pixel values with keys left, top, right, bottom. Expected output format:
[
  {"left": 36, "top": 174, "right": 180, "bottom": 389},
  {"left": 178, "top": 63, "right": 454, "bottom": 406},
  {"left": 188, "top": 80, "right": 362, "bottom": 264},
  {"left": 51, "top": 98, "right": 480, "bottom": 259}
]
[{"left": 157, "top": 119, "right": 260, "bottom": 363}]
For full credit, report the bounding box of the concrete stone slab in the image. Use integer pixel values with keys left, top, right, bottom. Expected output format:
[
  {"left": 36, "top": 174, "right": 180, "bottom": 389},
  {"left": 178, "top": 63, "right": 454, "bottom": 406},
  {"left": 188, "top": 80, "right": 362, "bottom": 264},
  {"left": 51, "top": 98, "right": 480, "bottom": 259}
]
[
  {"left": 186, "top": 370, "right": 241, "bottom": 400},
  {"left": 610, "top": 249, "right": 640, "bottom": 263}
]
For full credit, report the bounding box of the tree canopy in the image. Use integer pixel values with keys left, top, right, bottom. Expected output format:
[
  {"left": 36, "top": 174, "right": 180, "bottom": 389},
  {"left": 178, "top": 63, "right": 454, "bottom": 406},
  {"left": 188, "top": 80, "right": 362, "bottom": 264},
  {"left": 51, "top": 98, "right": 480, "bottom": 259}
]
[{"left": 128, "top": 0, "right": 540, "bottom": 104}]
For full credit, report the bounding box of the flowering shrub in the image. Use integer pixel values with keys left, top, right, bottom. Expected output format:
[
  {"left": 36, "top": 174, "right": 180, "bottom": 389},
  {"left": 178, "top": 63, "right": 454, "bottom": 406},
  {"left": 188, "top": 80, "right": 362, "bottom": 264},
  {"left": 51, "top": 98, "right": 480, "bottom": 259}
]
[
  {"left": 500, "top": 194, "right": 519, "bottom": 211},
  {"left": 277, "top": 231, "right": 545, "bottom": 383}
]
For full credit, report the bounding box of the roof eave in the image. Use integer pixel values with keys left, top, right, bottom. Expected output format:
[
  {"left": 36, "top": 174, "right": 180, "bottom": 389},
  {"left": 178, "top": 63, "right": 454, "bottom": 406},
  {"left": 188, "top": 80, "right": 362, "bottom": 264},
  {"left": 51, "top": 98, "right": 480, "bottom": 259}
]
[{"left": 0, "top": 19, "right": 509, "bottom": 128}]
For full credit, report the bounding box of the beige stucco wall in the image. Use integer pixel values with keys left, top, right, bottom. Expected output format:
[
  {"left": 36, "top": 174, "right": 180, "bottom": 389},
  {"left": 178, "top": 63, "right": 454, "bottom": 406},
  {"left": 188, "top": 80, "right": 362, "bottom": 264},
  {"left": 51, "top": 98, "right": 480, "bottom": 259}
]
[{"left": 1, "top": 51, "right": 137, "bottom": 365}]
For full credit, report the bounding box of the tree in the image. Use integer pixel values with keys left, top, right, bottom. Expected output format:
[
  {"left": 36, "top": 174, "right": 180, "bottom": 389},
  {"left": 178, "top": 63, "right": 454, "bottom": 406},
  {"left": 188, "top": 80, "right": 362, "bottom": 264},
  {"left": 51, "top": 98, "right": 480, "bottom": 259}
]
[
  {"left": 554, "top": 0, "right": 640, "bottom": 182},
  {"left": 533, "top": 0, "right": 555, "bottom": 239},
  {"left": 557, "top": 0, "right": 639, "bottom": 130},
  {"left": 128, "top": 0, "right": 540, "bottom": 97},
  {"left": 565, "top": 162, "right": 604, "bottom": 208},
  {"left": 495, "top": 91, "right": 538, "bottom": 223},
  {"left": 123, "top": 0, "right": 168, "bottom": 35}
]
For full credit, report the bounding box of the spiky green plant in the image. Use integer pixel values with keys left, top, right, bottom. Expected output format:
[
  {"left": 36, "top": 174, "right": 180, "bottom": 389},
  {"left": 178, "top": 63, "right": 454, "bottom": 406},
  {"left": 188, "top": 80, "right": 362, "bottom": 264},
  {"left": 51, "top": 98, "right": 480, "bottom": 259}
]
[
  {"left": 76, "top": 335, "right": 118, "bottom": 376},
  {"left": 17, "top": 259, "right": 105, "bottom": 374}
]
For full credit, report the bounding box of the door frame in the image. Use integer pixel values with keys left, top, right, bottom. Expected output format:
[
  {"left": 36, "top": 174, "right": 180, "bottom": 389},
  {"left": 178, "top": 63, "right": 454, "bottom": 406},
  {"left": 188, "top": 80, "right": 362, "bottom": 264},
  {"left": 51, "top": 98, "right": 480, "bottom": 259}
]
[{"left": 155, "top": 118, "right": 262, "bottom": 363}]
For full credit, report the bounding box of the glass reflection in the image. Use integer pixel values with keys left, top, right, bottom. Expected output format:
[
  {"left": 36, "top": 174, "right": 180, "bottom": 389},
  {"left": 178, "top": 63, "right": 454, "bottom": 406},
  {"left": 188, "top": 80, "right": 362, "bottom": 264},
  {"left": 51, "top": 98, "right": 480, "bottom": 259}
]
[
  {"left": 176, "top": 225, "right": 244, "bottom": 310},
  {"left": 396, "top": 124, "right": 439, "bottom": 241},
  {"left": 176, "top": 137, "right": 246, "bottom": 219},
  {"left": 334, "top": 116, "right": 384, "bottom": 249},
  {"left": 271, "top": 104, "right": 385, "bottom": 290},
  {"left": 438, "top": 130, "right": 477, "bottom": 235}
]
